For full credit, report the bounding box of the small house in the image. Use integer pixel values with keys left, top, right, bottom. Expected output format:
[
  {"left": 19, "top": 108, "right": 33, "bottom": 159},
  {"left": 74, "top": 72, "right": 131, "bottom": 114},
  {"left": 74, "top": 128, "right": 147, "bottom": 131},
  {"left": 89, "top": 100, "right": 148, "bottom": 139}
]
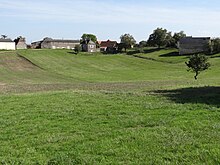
[
  {"left": 100, "top": 40, "right": 118, "bottom": 53},
  {"left": 0, "top": 38, "right": 16, "bottom": 50},
  {"left": 14, "top": 36, "right": 27, "bottom": 49},
  {"left": 82, "top": 40, "right": 96, "bottom": 52},
  {"left": 179, "top": 37, "right": 210, "bottom": 55}
]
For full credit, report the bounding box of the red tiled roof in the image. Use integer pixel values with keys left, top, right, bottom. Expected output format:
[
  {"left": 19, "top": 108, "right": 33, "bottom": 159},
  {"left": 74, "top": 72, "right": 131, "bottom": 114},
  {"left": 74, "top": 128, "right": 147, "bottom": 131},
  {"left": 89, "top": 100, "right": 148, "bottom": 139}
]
[{"left": 100, "top": 40, "right": 117, "bottom": 48}]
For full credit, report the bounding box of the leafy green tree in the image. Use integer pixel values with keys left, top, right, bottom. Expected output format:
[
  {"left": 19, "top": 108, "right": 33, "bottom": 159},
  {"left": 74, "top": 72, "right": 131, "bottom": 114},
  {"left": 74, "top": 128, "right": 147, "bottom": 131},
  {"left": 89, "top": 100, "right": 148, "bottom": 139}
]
[
  {"left": 185, "top": 54, "right": 210, "bottom": 80},
  {"left": 165, "top": 32, "right": 176, "bottom": 47},
  {"left": 120, "top": 33, "right": 136, "bottom": 52},
  {"left": 139, "top": 41, "right": 148, "bottom": 48},
  {"left": 147, "top": 28, "right": 173, "bottom": 48},
  {"left": 81, "top": 34, "right": 97, "bottom": 43},
  {"left": 173, "top": 31, "right": 186, "bottom": 43},
  {"left": 210, "top": 38, "right": 220, "bottom": 54}
]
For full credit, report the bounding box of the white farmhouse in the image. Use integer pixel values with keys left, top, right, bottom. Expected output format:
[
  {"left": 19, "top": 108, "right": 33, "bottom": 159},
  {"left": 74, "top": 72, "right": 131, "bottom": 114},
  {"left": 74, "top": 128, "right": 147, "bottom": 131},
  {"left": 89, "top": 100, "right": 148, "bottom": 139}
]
[{"left": 0, "top": 38, "right": 16, "bottom": 50}]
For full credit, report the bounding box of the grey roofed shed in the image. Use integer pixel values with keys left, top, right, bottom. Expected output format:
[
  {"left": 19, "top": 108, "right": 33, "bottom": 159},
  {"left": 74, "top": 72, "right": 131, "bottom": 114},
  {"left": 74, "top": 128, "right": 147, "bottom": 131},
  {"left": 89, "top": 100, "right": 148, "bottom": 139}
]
[
  {"left": 178, "top": 37, "right": 210, "bottom": 55},
  {"left": 0, "top": 38, "right": 14, "bottom": 42}
]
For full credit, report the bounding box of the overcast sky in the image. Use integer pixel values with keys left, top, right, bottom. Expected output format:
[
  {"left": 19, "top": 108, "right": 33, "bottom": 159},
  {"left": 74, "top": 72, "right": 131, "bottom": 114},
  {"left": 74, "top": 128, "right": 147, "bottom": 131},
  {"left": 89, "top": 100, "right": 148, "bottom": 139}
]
[{"left": 1, "top": 0, "right": 220, "bottom": 43}]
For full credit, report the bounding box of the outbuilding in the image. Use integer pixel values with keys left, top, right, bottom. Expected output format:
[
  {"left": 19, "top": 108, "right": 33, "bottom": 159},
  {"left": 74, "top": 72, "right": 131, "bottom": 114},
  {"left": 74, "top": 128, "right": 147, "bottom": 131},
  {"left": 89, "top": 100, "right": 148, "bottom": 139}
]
[
  {"left": 41, "top": 38, "right": 80, "bottom": 49},
  {"left": 0, "top": 38, "right": 16, "bottom": 50},
  {"left": 178, "top": 37, "right": 210, "bottom": 55},
  {"left": 82, "top": 40, "right": 96, "bottom": 52},
  {"left": 14, "top": 36, "right": 27, "bottom": 49},
  {"left": 100, "top": 40, "right": 118, "bottom": 53}
]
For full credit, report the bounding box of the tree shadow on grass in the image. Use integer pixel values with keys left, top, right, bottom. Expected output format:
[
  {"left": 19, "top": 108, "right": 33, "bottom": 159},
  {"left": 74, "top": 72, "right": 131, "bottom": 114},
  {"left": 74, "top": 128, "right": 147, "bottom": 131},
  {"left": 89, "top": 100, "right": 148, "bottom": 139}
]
[
  {"left": 67, "top": 51, "right": 77, "bottom": 55},
  {"left": 126, "top": 48, "right": 162, "bottom": 55},
  {"left": 153, "top": 86, "right": 220, "bottom": 108},
  {"left": 159, "top": 51, "right": 181, "bottom": 57},
  {"left": 211, "top": 55, "right": 220, "bottom": 59},
  {"left": 126, "top": 50, "right": 141, "bottom": 55},
  {"left": 144, "top": 48, "right": 162, "bottom": 53}
]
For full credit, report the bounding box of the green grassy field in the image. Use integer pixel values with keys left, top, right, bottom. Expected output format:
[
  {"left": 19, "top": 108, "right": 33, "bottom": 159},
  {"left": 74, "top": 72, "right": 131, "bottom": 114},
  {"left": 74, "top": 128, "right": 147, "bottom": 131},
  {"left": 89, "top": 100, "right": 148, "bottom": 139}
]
[{"left": 0, "top": 49, "right": 220, "bottom": 164}]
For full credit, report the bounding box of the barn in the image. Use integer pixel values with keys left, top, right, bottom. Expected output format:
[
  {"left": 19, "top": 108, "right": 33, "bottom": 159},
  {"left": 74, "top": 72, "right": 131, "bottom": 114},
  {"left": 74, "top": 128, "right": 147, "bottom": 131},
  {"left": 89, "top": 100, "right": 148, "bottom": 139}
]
[
  {"left": 0, "top": 38, "right": 16, "bottom": 50},
  {"left": 179, "top": 37, "right": 210, "bottom": 55}
]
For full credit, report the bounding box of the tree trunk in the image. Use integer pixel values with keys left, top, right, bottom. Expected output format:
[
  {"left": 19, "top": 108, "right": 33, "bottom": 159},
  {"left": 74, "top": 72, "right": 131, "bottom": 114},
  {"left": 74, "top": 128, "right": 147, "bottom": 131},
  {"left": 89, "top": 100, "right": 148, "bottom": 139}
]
[{"left": 194, "top": 72, "right": 198, "bottom": 80}]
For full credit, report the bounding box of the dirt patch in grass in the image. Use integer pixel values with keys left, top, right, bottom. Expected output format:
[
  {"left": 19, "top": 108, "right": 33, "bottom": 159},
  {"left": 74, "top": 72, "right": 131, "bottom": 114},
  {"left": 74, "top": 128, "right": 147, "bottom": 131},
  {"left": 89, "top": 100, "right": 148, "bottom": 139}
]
[
  {"left": 0, "top": 53, "right": 39, "bottom": 71},
  {"left": 0, "top": 80, "right": 190, "bottom": 94}
]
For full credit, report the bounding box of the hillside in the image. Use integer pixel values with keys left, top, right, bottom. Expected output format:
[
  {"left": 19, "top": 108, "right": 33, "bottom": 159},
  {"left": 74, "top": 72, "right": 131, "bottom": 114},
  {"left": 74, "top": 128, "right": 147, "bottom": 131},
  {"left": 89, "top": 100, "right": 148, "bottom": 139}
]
[
  {"left": 0, "top": 49, "right": 219, "bottom": 93},
  {"left": 1, "top": 49, "right": 220, "bottom": 164},
  {"left": 18, "top": 49, "right": 187, "bottom": 82},
  {"left": 0, "top": 51, "right": 73, "bottom": 85}
]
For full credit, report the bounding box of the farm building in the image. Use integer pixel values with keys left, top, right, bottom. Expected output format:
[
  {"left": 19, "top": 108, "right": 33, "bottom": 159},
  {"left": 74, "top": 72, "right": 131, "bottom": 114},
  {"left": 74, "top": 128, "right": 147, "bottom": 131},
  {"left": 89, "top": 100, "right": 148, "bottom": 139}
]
[
  {"left": 31, "top": 41, "right": 42, "bottom": 49},
  {"left": 179, "top": 37, "right": 210, "bottom": 55},
  {"left": 100, "top": 40, "right": 118, "bottom": 52},
  {"left": 82, "top": 40, "right": 96, "bottom": 52},
  {"left": 41, "top": 38, "right": 80, "bottom": 49},
  {"left": 14, "top": 36, "right": 27, "bottom": 49},
  {"left": 0, "top": 38, "right": 16, "bottom": 50},
  {"left": 31, "top": 38, "right": 80, "bottom": 49}
]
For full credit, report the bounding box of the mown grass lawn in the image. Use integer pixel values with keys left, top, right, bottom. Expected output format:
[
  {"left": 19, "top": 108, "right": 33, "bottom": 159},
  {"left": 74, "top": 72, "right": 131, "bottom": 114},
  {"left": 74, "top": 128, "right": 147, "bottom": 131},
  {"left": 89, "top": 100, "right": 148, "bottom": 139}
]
[
  {"left": 0, "top": 49, "right": 220, "bottom": 164},
  {"left": 1, "top": 90, "right": 220, "bottom": 164},
  {"left": 18, "top": 49, "right": 197, "bottom": 83}
]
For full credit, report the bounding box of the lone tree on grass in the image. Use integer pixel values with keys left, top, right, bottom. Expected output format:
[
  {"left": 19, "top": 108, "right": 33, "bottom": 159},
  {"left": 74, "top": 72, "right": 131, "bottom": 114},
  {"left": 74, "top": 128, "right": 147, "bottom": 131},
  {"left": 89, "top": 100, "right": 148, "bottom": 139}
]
[{"left": 185, "top": 54, "right": 210, "bottom": 80}]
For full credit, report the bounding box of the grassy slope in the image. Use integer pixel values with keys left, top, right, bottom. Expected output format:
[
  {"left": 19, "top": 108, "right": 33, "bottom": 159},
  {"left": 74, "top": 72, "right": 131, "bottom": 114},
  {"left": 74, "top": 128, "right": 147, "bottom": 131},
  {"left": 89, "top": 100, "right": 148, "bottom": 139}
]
[
  {"left": 16, "top": 49, "right": 220, "bottom": 90},
  {"left": 0, "top": 49, "right": 220, "bottom": 163},
  {"left": 0, "top": 51, "right": 73, "bottom": 84},
  {"left": 18, "top": 49, "right": 192, "bottom": 82},
  {"left": 0, "top": 49, "right": 219, "bottom": 88}
]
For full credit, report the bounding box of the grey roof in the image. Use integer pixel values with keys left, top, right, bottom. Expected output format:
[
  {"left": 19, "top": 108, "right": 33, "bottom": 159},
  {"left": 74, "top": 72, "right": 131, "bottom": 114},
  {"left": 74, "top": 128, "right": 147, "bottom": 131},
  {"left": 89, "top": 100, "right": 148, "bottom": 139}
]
[
  {"left": 179, "top": 37, "right": 210, "bottom": 44},
  {"left": 0, "top": 38, "right": 14, "bottom": 42},
  {"left": 180, "top": 37, "right": 210, "bottom": 41},
  {"left": 52, "top": 39, "right": 80, "bottom": 43},
  {"left": 43, "top": 38, "right": 80, "bottom": 43},
  {"left": 88, "top": 40, "right": 96, "bottom": 44}
]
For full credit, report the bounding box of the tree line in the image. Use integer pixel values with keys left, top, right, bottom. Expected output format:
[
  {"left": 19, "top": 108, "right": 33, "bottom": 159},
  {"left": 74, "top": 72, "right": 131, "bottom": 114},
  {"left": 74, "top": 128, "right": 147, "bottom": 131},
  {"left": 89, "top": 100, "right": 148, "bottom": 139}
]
[
  {"left": 115, "top": 28, "right": 187, "bottom": 51},
  {"left": 79, "top": 27, "right": 220, "bottom": 54},
  {"left": 78, "top": 28, "right": 187, "bottom": 52}
]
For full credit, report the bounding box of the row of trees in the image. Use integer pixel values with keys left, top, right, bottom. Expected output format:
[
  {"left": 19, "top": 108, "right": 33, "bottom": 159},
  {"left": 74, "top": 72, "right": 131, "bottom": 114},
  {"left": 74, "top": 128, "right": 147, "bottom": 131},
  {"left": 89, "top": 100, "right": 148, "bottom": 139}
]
[
  {"left": 147, "top": 28, "right": 186, "bottom": 48},
  {"left": 77, "top": 29, "right": 220, "bottom": 54},
  {"left": 117, "top": 28, "right": 187, "bottom": 51},
  {"left": 119, "top": 28, "right": 220, "bottom": 54},
  {"left": 118, "top": 28, "right": 187, "bottom": 51}
]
